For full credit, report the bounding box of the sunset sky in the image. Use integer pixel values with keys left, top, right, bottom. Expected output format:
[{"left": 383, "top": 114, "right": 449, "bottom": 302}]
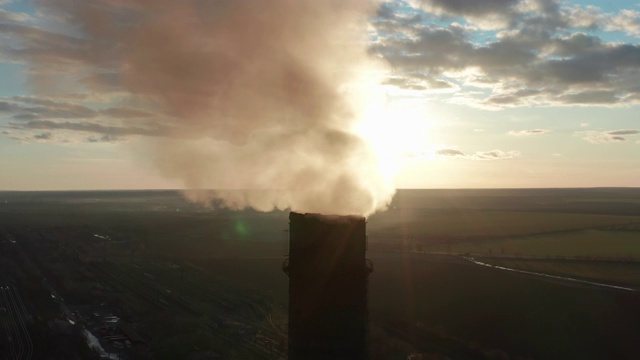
[{"left": 1, "top": 0, "right": 639, "bottom": 192}]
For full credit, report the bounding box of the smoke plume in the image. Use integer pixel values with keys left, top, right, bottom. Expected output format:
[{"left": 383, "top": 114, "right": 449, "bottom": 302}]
[{"left": 27, "top": 0, "right": 395, "bottom": 215}]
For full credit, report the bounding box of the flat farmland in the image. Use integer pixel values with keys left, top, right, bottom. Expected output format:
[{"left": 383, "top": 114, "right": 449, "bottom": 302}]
[
  {"left": 368, "top": 210, "right": 640, "bottom": 240},
  {"left": 480, "top": 258, "right": 640, "bottom": 289},
  {"left": 368, "top": 255, "right": 640, "bottom": 360},
  {"left": 183, "top": 255, "right": 640, "bottom": 359},
  {"left": 425, "top": 229, "right": 640, "bottom": 258},
  {"left": 3, "top": 188, "right": 640, "bottom": 359}
]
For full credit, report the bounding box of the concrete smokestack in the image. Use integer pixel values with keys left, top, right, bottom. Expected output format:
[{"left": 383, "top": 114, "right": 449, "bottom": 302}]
[{"left": 283, "top": 212, "right": 372, "bottom": 360}]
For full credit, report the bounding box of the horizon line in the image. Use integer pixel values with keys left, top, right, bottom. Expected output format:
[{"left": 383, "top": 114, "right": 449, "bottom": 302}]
[{"left": 1, "top": 187, "right": 639, "bottom": 192}]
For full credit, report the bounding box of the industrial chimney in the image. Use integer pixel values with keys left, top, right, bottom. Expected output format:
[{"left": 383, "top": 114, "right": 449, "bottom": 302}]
[{"left": 283, "top": 212, "right": 372, "bottom": 360}]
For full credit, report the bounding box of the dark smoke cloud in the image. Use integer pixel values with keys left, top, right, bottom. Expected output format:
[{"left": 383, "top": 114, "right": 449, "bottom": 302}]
[{"left": 22, "top": 0, "right": 394, "bottom": 215}]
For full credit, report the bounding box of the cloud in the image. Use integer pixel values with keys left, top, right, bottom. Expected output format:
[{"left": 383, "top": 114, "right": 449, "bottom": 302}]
[
  {"left": 608, "top": 129, "right": 640, "bottom": 136},
  {"left": 473, "top": 149, "right": 521, "bottom": 160},
  {"left": 0, "top": 8, "right": 31, "bottom": 23},
  {"left": 86, "top": 134, "right": 119, "bottom": 143},
  {"left": 8, "top": 96, "right": 98, "bottom": 119},
  {"left": 33, "top": 132, "right": 52, "bottom": 140},
  {"left": 436, "top": 147, "right": 521, "bottom": 160},
  {"left": 436, "top": 148, "right": 466, "bottom": 157},
  {"left": 413, "top": 0, "right": 520, "bottom": 17},
  {"left": 605, "top": 9, "right": 640, "bottom": 37},
  {"left": 9, "top": 119, "right": 166, "bottom": 137},
  {"left": 508, "top": 129, "right": 551, "bottom": 136},
  {"left": 0, "top": 100, "right": 23, "bottom": 113},
  {"left": 0, "top": 96, "right": 166, "bottom": 140},
  {"left": 577, "top": 129, "right": 640, "bottom": 143},
  {"left": 100, "top": 107, "right": 153, "bottom": 119},
  {"left": 410, "top": 0, "right": 522, "bottom": 29},
  {"left": 370, "top": 0, "right": 640, "bottom": 108},
  {"left": 577, "top": 131, "right": 619, "bottom": 144}
]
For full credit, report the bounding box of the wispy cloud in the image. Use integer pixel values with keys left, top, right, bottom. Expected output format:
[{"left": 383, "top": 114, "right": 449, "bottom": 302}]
[
  {"left": 435, "top": 148, "right": 466, "bottom": 157},
  {"left": 576, "top": 129, "right": 640, "bottom": 143},
  {"left": 608, "top": 129, "right": 640, "bottom": 136},
  {"left": 0, "top": 96, "right": 167, "bottom": 141},
  {"left": 33, "top": 132, "right": 52, "bottom": 140},
  {"left": 436, "top": 148, "right": 521, "bottom": 160},
  {"left": 473, "top": 149, "right": 522, "bottom": 160},
  {"left": 508, "top": 129, "right": 551, "bottom": 136},
  {"left": 0, "top": 7, "right": 31, "bottom": 23},
  {"left": 9, "top": 119, "right": 166, "bottom": 137}
]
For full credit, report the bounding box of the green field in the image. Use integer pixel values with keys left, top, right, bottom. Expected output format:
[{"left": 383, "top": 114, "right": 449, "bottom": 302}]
[
  {"left": 426, "top": 229, "right": 640, "bottom": 258},
  {"left": 368, "top": 210, "right": 640, "bottom": 240}
]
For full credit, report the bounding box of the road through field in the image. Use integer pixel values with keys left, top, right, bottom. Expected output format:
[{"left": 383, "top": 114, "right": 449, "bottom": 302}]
[{"left": 465, "top": 257, "right": 637, "bottom": 292}]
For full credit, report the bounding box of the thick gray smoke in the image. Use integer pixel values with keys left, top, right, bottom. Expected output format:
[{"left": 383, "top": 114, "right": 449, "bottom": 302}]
[{"left": 30, "top": 0, "right": 395, "bottom": 215}]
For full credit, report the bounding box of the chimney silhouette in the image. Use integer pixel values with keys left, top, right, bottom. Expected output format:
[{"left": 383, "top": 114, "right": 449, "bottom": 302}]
[{"left": 283, "top": 212, "right": 372, "bottom": 360}]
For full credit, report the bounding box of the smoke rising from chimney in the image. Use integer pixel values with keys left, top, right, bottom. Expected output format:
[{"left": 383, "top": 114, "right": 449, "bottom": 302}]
[{"left": 28, "top": 0, "right": 396, "bottom": 215}]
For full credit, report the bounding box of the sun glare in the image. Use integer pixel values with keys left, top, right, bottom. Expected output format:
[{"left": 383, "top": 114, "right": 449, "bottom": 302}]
[{"left": 355, "top": 93, "right": 432, "bottom": 181}]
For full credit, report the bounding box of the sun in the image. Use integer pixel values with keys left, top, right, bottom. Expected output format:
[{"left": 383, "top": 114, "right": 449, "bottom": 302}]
[{"left": 354, "top": 94, "right": 432, "bottom": 181}]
